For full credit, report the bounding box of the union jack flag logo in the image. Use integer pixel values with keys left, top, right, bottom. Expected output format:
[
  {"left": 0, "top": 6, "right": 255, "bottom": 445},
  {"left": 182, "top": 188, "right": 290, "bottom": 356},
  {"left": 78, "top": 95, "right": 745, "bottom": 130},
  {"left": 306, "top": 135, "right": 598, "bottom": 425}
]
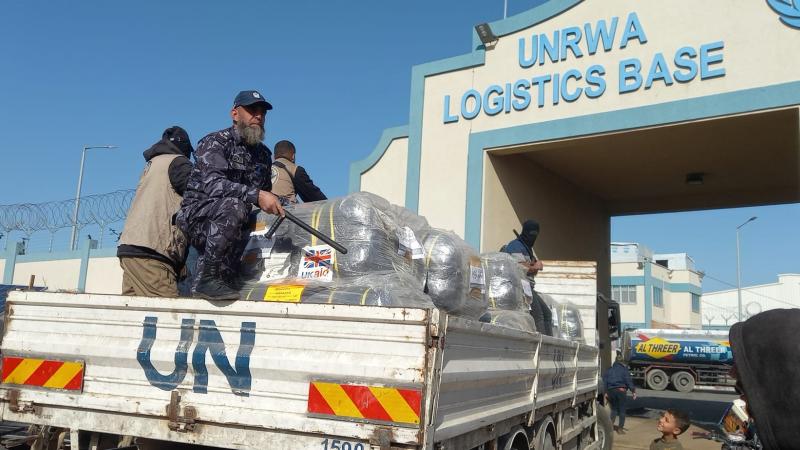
[{"left": 302, "top": 246, "right": 333, "bottom": 269}]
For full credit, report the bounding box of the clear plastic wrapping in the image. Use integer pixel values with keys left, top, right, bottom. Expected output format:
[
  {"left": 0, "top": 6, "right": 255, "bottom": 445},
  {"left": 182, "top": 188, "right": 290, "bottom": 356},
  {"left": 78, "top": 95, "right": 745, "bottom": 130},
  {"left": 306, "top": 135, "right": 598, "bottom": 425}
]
[
  {"left": 480, "top": 252, "right": 529, "bottom": 311},
  {"left": 242, "top": 193, "right": 417, "bottom": 287},
  {"left": 480, "top": 309, "right": 537, "bottom": 333},
  {"left": 242, "top": 272, "right": 433, "bottom": 309},
  {"left": 540, "top": 293, "right": 585, "bottom": 343},
  {"left": 421, "top": 229, "right": 488, "bottom": 319}
]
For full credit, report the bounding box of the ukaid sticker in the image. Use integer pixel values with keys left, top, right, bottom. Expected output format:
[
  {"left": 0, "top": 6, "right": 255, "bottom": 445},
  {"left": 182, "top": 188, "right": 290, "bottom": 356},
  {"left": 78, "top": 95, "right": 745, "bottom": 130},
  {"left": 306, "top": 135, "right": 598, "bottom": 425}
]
[
  {"left": 298, "top": 245, "right": 335, "bottom": 282},
  {"left": 396, "top": 226, "right": 424, "bottom": 260}
]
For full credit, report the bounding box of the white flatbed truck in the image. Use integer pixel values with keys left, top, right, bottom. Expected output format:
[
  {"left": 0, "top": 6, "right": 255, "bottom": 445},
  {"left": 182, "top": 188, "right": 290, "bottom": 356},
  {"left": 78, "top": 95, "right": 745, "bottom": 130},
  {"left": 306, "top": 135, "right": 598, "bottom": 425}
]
[{"left": 0, "top": 261, "right": 615, "bottom": 450}]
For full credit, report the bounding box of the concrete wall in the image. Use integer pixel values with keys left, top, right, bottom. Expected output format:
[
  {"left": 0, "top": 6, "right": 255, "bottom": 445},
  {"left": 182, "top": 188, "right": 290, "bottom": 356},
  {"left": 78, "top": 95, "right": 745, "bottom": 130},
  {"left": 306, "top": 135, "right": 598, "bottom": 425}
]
[
  {"left": 1, "top": 242, "right": 120, "bottom": 294},
  {"left": 361, "top": 137, "right": 409, "bottom": 207},
  {"left": 702, "top": 274, "right": 800, "bottom": 327},
  {"left": 12, "top": 259, "right": 81, "bottom": 290},
  {"left": 84, "top": 257, "right": 123, "bottom": 294},
  {"left": 483, "top": 154, "right": 611, "bottom": 295}
]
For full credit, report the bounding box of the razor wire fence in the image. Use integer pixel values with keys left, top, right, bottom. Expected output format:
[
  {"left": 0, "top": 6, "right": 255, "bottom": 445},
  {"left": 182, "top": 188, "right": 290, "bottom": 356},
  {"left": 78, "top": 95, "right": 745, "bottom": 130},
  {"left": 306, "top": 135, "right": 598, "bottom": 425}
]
[{"left": 0, "top": 189, "right": 135, "bottom": 252}]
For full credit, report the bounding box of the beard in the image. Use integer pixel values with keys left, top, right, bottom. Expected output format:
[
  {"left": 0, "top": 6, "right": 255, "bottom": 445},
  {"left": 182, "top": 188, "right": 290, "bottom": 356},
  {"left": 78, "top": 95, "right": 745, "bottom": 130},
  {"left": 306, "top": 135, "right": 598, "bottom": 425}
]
[{"left": 236, "top": 121, "right": 265, "bottom": 146}]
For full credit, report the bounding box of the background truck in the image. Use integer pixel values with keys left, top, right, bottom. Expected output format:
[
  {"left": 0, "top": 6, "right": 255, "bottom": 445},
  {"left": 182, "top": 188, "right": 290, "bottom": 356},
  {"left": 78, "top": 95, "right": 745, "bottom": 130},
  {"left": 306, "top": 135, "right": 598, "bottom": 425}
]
[
  {"left": 0, "top": 261, "right": 618, "bottom": 450},
  {"left": 621, "top": 329, "right": 734, "bottom": 392}
]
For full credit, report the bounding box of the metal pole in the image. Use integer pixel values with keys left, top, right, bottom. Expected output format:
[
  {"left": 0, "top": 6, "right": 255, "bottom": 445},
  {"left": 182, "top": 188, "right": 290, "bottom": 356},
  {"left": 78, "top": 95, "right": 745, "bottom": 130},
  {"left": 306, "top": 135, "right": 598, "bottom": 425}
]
[
  {"left": 735, "top": 216, "right": 757, "bottom": 322},
  {"left": 69, "top": 145, "right": 118, "bottom": 251},
  {"left": 70, "top": 146, "right": 88, "bottom": 251},
  {"left": 504, "top": 0, "right": 508, "bottom": 18},
  {"left": 736, "top": 228, "right": 742, "bottom": 322}
]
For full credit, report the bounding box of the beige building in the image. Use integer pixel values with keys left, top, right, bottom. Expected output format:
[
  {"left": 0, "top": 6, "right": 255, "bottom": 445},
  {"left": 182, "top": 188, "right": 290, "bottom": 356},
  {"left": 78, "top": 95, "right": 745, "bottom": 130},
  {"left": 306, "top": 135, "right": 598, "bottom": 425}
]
[
  {"left": 701, "top": 273, "right": 800, "bottom": 330},
  {"left": 351, "top": 0, "right": 800, "bottom": 299},
  {"left": 610, "top": 243, "right": 703, "bottom": 330}
]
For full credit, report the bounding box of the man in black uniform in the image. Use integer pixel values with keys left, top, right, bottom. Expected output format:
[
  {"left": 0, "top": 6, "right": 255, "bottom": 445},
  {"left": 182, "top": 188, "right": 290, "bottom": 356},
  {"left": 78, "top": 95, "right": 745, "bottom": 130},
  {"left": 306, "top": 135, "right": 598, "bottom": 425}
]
[{"left": 177, "top": 90, "right": 284, "bottom": 300}]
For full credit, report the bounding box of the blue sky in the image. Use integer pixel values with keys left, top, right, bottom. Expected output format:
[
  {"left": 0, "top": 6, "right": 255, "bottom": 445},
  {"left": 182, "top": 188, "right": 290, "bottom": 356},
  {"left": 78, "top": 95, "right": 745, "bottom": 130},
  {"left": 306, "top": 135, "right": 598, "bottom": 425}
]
[{"left": 0, "top": 0, "right": 797, "bottom": 292}]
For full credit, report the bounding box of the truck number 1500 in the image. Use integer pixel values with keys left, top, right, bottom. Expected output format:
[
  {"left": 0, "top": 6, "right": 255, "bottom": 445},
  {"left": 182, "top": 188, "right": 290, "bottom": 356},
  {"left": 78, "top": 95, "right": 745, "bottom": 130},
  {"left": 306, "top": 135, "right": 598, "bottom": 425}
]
[{"left": 321, "top": 438, "right": 365, "bottom": 450}]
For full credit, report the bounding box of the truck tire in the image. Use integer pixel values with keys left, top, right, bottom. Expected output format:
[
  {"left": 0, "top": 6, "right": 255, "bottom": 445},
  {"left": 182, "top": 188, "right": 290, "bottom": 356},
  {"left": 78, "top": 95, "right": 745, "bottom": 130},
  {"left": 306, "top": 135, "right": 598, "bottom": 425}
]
[
  {"left": 535, "top": 417, "right": 556, "bottom": 450},
  {"left": 646, "top": 368, "right": 669, "bottom": 391},
  {"left": 671, "top": 371, "right": 695, "bottom": 393},
  {"left": 596, "top": 404, "right": 614, "bottom": 450}
]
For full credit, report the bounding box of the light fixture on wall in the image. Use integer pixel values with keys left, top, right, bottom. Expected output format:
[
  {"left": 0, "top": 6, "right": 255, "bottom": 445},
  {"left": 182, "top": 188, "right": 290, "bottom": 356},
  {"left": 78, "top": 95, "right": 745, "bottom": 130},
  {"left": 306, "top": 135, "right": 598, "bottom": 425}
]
[
  {"left": 685, "top": 172, "right": 705, "bottom": 185},
  {"left": 475, "top": 23, "right": 498, "bottom": 47}
]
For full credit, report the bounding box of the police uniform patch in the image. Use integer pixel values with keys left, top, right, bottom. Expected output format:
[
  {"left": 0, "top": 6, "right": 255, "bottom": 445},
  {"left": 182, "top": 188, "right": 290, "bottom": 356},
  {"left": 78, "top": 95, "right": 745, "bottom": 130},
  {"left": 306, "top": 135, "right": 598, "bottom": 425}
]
[{"left": 270, "top": 166, "right": 279, "bottom": 185}]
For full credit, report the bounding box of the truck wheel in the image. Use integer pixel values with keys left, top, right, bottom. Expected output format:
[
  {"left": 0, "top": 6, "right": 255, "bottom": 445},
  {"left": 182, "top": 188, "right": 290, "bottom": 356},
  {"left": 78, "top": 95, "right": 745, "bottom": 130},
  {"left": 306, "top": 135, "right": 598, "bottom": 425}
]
[
  {"left": 596, "top": 404, "right": 614, "bottom": 450},
  {"left": 535, "top": 417, "right": 556, "bottom": 450},
  {"left": 671, "top": 371, "right": 695, "bottom": 393},
  {"left": 646, "top": 369, "right": 669, "bottom": 391}
]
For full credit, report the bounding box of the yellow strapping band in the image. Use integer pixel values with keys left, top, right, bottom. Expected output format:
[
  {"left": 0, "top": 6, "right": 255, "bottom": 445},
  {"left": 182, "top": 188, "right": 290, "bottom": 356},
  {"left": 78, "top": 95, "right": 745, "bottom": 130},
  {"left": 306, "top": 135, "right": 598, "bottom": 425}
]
[{"left": 360, "top": 288, "right": 371, "bottom": 306}]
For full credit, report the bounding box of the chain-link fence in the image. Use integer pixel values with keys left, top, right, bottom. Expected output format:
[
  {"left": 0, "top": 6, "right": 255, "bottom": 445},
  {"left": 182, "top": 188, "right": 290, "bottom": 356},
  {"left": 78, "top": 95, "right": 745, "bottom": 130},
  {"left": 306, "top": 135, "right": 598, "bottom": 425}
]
[{"left": 0, "top": 190, "right": 135, "bottom": 252}]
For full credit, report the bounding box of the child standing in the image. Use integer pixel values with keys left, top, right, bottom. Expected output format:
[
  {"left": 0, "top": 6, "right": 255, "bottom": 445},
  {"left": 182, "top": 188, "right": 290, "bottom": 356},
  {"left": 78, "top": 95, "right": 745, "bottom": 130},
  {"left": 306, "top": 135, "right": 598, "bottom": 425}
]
[{"left": 650, "top": 409, "right": 691, "bottom": 450}]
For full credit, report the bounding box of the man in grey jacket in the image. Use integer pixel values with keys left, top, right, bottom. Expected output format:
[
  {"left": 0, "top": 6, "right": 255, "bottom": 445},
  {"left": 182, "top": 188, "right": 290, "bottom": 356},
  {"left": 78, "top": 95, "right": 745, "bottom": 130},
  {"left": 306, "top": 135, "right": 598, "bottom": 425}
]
[{"left": 117, "top": 126, "right": 193, "bottom": 297}]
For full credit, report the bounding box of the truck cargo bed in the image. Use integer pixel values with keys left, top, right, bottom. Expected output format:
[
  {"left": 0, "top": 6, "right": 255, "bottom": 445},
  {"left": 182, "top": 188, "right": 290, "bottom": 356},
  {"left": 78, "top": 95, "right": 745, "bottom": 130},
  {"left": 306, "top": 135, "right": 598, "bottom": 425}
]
[{"left": 0, "top": 291, "right": 598, "bottom": 449}]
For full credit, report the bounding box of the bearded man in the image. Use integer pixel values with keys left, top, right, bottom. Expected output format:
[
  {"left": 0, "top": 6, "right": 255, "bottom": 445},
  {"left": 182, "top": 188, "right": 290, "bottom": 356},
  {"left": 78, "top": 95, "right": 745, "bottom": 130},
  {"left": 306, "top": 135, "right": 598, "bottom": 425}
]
[{"left": 177, "top": 90, "right": 284, "bottom": 300}]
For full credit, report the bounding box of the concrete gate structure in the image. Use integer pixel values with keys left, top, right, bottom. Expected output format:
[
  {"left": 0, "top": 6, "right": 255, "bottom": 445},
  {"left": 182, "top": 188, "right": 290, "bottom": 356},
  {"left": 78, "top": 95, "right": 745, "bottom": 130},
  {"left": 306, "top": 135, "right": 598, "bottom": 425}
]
[{"left": 350, "top": 0, "right": 800, "bottom": 299}]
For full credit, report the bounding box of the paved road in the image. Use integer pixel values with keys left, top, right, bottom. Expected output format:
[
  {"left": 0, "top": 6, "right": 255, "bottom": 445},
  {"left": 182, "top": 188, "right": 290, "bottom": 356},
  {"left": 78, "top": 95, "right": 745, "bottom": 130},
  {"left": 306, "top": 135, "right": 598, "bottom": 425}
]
[{"left": 626, "top": 387, "right": 738, "bottom": 425}]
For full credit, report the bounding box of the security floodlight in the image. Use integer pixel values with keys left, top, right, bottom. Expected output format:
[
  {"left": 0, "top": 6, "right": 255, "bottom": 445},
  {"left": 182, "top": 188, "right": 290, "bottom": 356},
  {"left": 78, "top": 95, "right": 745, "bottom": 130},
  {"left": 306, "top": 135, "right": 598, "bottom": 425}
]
[{"left": 475, "top": 23, "right": 498, "bottom": 46}]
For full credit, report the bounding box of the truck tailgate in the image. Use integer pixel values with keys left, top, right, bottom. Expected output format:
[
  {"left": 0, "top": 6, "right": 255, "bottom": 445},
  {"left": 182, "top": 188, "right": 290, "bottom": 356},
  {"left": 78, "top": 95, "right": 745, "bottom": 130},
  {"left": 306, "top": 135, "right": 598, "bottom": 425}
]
[{"left": 0, "top": 291, "right": 435, "bottom": 449}]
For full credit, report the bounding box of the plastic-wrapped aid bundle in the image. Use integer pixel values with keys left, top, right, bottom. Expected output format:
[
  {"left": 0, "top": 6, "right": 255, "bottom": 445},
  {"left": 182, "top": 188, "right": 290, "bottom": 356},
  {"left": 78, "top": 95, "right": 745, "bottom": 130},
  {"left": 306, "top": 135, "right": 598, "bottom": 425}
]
[
  {"left": 555, "top": 301, "right": 585, "bottom": 343},
  {"left": 479, "top": 310, "right": 537, "bottom": 333},
  {"left": 539, "top": 293, "right": 585, "bottom": 343},
  {"left": 421, "top": 229, "right": 488, "bottom": 319},
  {"left": 242, "top": 272, "right": 434, "bottom": 309},
  {"left": 243, "top": 192, "right": 419, "bottom": 286},
  {"left": 480, "top": 252, "right": 529, "bottom": 311}
]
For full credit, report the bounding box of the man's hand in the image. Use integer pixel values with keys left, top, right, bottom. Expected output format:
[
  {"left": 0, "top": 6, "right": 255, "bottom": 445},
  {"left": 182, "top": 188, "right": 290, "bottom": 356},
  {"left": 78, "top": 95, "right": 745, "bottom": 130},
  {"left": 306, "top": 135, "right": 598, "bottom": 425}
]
[
  {"left": 632, "top": 392, "right": 637, "bottom": 400},
  {"left": 532, "top": 260, "right": 544, "bottom": 271},
  {"left": 257, "top": 190, "right": 285, "bottom": 217}
]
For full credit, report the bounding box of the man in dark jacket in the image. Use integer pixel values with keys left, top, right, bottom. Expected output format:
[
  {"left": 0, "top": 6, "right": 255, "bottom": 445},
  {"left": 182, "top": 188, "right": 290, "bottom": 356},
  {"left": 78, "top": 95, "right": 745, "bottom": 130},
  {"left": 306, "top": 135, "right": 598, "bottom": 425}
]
[
  {"left": 117, "top": 126, "right": 193, "bottom": 297},
  {"left": 603, "top": 354, "right": 637, "bottom": 434},
  {"left": 176, "top": 90, "right": 284, "bottom": 300},
  {"left": 501, "top": 219, "right": 553, "bottom": 335},
  {"left": 270, "top": 139, "right": 327, "bottom": 204},
  {"left": 729, "top": 308, "right": 800, "bottom": 450}
]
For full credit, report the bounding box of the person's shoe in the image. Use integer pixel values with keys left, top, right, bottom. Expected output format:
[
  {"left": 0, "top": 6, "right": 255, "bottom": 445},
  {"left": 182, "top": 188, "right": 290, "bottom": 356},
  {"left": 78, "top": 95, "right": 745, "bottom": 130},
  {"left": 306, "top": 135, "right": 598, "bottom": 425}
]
[
  {"left": 618, "top": 427, "right": 627, "bottom": 435},
  {"left": 613, "top": 425, "right": 620, "bottom": 433},
  {"left": 194, "top": 264, "right": 240, "bottom": 301}
]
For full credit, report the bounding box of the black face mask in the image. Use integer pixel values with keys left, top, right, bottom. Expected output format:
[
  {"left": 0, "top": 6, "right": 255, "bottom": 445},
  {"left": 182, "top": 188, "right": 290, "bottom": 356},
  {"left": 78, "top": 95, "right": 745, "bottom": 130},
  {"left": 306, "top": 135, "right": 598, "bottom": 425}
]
[
  {"left": 521, "top": 230, "right": 538, "bottom": 247},
  {"left": 520, "top": 220, "right": 540, "bottom": 247}
]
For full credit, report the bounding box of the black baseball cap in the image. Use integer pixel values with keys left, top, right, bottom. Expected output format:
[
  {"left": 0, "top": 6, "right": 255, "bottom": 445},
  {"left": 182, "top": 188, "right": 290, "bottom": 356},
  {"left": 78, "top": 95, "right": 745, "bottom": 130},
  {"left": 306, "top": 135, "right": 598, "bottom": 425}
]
[{"left": 233, "top": 90, "right": 273, "bottom": 110}]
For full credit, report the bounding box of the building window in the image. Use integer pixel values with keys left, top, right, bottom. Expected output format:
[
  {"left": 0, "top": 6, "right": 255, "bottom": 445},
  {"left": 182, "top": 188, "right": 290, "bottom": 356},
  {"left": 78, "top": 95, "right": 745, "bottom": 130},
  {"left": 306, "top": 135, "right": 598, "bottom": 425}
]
[
  {"left": 612, "top": 285, "right": 637, "bottom": 305},
  {"left": 692, "top": 293, "right": 700, "bottom": 313},
  {"left": 653, "top": 286, "right": 664, "bottom": 308}
]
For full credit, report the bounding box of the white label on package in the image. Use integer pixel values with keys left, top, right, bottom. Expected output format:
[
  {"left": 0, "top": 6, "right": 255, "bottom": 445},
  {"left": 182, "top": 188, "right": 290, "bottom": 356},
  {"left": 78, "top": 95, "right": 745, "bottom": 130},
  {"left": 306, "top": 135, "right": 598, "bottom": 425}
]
[
  {"left": 396, "top": 226, "right": 424, "bottom": 260},
  {"left": 470, "top": 266, "right": 486, "bottom": 288},
  {"left": 244, "top": 234, "right": 275, "bottom": 258},
  {"left": 298, "top": 245, "right": 335, "bottom": 282},
  {"left": 521, "top": 279, "right": 533, "bottom": 297}
]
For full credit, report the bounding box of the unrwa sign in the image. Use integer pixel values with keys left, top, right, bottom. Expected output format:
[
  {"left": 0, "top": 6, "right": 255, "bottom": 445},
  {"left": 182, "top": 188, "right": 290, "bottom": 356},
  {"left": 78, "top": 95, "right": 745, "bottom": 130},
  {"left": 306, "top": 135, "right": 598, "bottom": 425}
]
[{"left": 442, "top": 12, "right": 726, "bottom": 123}]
